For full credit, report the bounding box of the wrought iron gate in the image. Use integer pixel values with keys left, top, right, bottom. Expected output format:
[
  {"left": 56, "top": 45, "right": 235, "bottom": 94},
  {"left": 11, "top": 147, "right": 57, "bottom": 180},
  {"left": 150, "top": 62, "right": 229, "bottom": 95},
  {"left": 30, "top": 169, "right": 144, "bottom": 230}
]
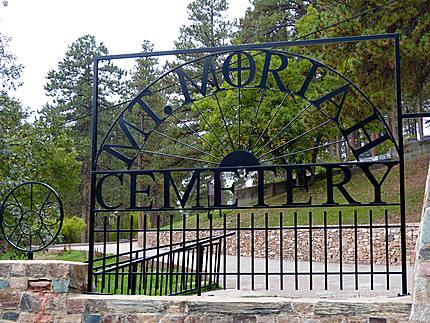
[{"left": 88, "top": 34, "right": 408, "bottom": 296}]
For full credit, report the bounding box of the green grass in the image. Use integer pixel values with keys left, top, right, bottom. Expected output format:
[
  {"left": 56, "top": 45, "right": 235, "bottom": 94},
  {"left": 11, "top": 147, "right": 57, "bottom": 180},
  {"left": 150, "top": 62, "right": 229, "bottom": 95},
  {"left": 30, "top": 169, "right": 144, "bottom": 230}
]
[
  {"left": 0, "top": 249, "right": 88, "bottom": 261},
  {"left": 92, "top": 255, "right": 218, "bottom": 295},
  {"left": 163, "top": 156, "right": 428, "bottom": 229},
  {"left": 94, "top": 269, "right": 213, "bottom": 296},
  {"left": 35, "top": 249, "right": 88, "bottom": 262}
]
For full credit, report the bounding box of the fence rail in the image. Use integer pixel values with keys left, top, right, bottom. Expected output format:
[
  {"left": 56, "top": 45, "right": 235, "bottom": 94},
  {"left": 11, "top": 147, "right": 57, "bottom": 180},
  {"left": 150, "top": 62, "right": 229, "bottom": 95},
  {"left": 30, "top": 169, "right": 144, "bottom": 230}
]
[{"left": 91, "top": 207, "right": 406, "bottom": 295}]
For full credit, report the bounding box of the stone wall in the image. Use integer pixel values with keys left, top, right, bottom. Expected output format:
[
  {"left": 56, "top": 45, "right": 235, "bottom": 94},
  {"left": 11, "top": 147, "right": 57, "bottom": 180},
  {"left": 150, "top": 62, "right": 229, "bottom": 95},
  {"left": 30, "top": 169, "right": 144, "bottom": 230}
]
[
  {"left": 410, "top": 160, "right": 430, "bottom": 321},
  {"left": 404, "top": 138, "right": 430, "bottom": 161},
  {"left": 64, "top": 294, "right": 413, "bottom": 322},
  {"left": 0, "top": 260, "right": 88, "bottom": 322},
  {"left": 139, "top": 223, "right": 419, "bottom": 266},
  {"left": 0, "top": 260, "right": 414, "bottom": 322}
]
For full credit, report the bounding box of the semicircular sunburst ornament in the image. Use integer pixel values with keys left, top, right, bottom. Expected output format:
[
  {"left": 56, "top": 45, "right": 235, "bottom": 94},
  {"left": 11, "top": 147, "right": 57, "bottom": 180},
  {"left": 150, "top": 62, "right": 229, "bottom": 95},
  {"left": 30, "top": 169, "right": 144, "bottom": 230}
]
[{"left": 97, "top": 49, "right": 397, "bottom": 172}]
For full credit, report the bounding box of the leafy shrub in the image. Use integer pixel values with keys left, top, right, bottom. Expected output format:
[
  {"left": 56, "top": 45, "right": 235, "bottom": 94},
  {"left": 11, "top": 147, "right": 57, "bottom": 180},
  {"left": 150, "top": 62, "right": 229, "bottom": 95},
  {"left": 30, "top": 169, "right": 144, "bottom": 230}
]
[
  {"left": 0, "top": 248, "right": 27, "bottom": 260},
  {"left": 61, "top": 216, "right": 87, "bottom": 248}
]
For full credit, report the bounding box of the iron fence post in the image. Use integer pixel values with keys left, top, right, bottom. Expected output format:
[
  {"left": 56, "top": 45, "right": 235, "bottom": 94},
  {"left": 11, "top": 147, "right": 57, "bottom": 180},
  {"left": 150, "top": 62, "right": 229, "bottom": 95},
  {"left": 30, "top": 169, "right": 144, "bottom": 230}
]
[
  {"left": 394, "top": 33, "right": 408, "bottom": 296},
  {"left": 87, "top": 57, "right": 99, "bottom": 293},
  {"left": 196, "top": 243, "right": 204, "bottom": 296}
]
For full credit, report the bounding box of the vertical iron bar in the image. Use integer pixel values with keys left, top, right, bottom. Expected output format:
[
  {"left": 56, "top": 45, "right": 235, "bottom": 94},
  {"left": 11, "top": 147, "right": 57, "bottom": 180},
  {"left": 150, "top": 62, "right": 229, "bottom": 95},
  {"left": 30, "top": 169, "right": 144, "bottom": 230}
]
[
  {"left": 339, "top": 210, "right": 343, "bottom": 290},
  {"left": 370, "top": 209, "right": 374, "bottom": 290},
  {"left": 115, "top": 215, "right": 120, "bottom": 291},
  {"left": 294, "top": 211, "right": 298, "bottom": 290},
  {"left": 87, "top": 57, "right": 99, "bottom": 293},
  {"left": 190, "top": 242, "right": 195, "bottom": 291},
  {"left": 181, "top": 214, "right": 186, "bottom": 291},
  {"left": 196, "top": 214, "right": 201, "bottom": 295},
  {"left": 237, "top": 213, "right": 241, "bottom": 290},
  {"left": 385, "top": 209, "right": 390, "bottom": 289},
  {"left": 139, "top": 261, "right": 143, "bottom": 295},
  {"left": 223, "top": 213, "right": 227, "bottom": 290},
  {"left": 354, "top": 210, "right": 358, "bottom": 290},
  {"left": 155, "top": 214, "right": 160, "bottom": 294},
  {"left": 160, "top": 255, "right": 166, "bottom": 295},
  {"left": 143, "top": 215, "right": 147, "bottom": 293},
  {"left": 251, "top": 213, "right": 255, "bottom": 290},
  {"left": 395, "top": 33, "right": 408, "bottom": 296},
  {"left": 280, "top": 212, "right": 283, "bottom": 290},
  {"left": 265, "top": 212, "right": 269, "bottom": 290},
  {"left": 186, "top": 247, "right": 191, "bottom": 290},
  {"left": 131, "top": 264, "right": 138, "bottom": 295},
  {"left": 309, "top": 211, "right": 313, "bottom": 290},
  {"left": 324, "top": 210, "right": 328, "bottom": 290},
  {"left": 129, "top": 215, "right": 135, "bottom": 294},
  {"left": 144, "top": 259, "right": 149, "bottom": 294},
  {"left": 175, "top": 248, "right": 181, "bottom": 294},
  {"left": 204, "top": 242, "right": 210, "bottom": 286},
  {"left": 238, "top": 88, "right": 241, "bottom": 150},
  {"left": 120, "top": 267, "right": 124, "bottom": 294},
  {"left": 149, "top": 259, "right": 154, "bottom": 296},
  {"left": 197, "top": 242, "right": 204, "bottom": 296},
  {"left": 209, "top": 213, "right": 213, "bottom": 286},
  {"left": 169, "top": 214, "right": 174, "bottom": 294},
  {"left": 216, "top": 241, "right": 221, "bottom": 285},
  {"left": 107, "top": 272, "right": 111, "bottom": 294},
  {"left": 101, "top": 216, "right": 107, "bottom": 292}
]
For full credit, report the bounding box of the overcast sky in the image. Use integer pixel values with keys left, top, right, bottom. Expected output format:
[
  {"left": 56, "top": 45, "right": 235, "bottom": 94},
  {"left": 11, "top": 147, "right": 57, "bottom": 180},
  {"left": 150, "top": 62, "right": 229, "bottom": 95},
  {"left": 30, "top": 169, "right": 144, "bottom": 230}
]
[{"left": 0, "top": 0, "right": 250, "bottom": 112}]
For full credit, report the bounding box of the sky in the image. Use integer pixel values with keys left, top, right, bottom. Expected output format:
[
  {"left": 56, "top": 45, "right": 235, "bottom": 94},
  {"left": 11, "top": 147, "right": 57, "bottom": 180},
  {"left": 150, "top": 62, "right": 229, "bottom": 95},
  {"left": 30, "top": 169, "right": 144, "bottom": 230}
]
[{"left": 0, "top": 0, "right": 251, "bottom": 112}]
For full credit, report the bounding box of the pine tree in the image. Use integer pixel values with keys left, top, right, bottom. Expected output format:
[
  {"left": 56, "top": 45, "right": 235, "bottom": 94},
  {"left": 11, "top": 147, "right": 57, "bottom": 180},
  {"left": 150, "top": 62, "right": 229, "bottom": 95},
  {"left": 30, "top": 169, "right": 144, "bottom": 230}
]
[
  {"left": 43, "top": 35, "right": 126, "bottom": 242},
  {"left": 235, "top": 0, "right": 315, "bottom": 43},
  {"left": 175, "top": 0, "right": 234, "bottom": 50}
]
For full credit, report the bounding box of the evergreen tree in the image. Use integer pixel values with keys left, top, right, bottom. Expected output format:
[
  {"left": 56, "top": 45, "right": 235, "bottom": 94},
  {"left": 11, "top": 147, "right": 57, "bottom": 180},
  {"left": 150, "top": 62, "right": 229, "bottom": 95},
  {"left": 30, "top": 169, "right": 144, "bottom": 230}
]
[
  {"left": 42, "top": 35, "right": 126, "bottom": 241},
  {"left": 0, "top": 33, "right": 25, "bottom": 194},
  {"left": 0, "top": 33, "right": 23, "bottom": 91},
  {"left": 295, "top": 0, "right": 430, "bottom": 145},
  {"left": 235, "top": 0, "right": 315, "bottom": 43},
  {"left": 175, "top": 0, "right": 234, "bottom": 50}
]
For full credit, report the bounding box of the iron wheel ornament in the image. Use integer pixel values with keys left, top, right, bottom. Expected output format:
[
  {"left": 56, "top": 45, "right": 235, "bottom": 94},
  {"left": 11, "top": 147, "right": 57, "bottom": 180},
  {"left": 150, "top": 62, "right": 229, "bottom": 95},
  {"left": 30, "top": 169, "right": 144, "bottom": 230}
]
[{"left": 0, "top": 182, "right": 64, "bottom": 258}]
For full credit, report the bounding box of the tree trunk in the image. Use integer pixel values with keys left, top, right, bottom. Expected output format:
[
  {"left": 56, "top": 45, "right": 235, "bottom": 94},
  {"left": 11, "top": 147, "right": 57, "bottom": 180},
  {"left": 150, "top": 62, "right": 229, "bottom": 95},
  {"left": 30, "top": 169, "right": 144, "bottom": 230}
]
[
  {"left": 309, "top": 135, "right": 322, "bottom": 183},
  {"left": 336, "top": 135, "right": 342, "bottom": 161},
  {"left": 371, "top": 132, "right": 378, "bottom": 156},
  {"left": 345, "top": 141, "right": 350, "bottom": 161},
  {"left": 417, "top": 97, "right": 424, "bottom": 140},
  {"left": 328, "top": 142, "right": 336, "bottom": 160},
  {"left": 389, "top": 110, "right": 398, "bottom": 144}
]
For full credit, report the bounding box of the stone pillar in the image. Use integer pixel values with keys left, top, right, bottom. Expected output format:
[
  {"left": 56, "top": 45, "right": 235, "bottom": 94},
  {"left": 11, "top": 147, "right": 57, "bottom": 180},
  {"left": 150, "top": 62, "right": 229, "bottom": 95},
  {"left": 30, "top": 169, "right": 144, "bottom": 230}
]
[
  {"left": 411, "top": 161, "right": 430, "bottom": 321},
  {"left": 0, "top": 260, "right": 88, "bottom": 322}
]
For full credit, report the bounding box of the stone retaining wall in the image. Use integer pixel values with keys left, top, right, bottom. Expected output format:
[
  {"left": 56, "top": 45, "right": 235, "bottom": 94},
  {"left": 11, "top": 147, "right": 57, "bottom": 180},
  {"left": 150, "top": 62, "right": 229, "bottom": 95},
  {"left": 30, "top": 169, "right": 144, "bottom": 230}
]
[
  {"left": 138, "top": 223, "right": 419, "bottom": 266},
  {"left": 0, "top": 260, "right": 414, "bottom": 322}
]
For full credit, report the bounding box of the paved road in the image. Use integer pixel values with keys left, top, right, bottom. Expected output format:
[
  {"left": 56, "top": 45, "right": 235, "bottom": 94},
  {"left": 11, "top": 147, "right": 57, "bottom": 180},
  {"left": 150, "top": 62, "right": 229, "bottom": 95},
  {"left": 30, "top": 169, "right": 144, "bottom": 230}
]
[{"left": 50, "top": 241, "right": 413, "bottom": 298}]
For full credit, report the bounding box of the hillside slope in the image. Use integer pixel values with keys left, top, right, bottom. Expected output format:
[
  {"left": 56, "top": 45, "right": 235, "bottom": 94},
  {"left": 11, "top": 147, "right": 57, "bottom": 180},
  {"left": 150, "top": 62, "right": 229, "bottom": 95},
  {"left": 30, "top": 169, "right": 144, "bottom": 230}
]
[{"left": 262, "top": 155, "right": 429, "bottom": 223}]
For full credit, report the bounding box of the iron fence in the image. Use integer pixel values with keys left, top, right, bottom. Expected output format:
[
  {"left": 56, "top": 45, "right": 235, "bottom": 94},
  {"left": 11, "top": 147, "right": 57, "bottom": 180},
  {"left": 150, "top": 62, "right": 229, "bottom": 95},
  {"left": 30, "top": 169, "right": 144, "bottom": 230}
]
[{"left": 91, "top": 206, "right": 405, "bottom": 295}]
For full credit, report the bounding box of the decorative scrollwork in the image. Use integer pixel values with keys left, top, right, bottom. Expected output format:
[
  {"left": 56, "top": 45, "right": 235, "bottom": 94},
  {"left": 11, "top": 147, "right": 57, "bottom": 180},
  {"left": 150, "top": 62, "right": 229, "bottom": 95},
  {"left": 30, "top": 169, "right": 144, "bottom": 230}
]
[{"left": 0, "top": 182, "right": 64, "bottom": 256}]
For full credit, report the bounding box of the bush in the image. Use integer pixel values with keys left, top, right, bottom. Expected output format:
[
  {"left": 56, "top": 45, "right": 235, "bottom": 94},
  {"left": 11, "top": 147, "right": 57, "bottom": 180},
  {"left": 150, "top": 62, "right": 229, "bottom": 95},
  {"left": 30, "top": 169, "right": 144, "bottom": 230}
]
[{"left": 61, "top": 216, "right": 87, "bottom": 248}]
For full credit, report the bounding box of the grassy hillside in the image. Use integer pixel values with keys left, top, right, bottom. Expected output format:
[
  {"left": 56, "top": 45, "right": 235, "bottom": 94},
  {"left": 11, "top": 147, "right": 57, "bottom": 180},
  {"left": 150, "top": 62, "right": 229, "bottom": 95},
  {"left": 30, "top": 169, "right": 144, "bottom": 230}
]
[{"left": 167, "top": 155, "right": 429, "bottom": 229}]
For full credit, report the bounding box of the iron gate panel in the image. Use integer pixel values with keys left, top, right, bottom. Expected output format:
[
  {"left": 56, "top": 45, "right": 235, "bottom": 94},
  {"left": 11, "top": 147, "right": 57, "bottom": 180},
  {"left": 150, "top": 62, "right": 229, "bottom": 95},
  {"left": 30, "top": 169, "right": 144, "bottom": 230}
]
[{"left": 88, "top": 34, "right": 407, "bottom": 296}]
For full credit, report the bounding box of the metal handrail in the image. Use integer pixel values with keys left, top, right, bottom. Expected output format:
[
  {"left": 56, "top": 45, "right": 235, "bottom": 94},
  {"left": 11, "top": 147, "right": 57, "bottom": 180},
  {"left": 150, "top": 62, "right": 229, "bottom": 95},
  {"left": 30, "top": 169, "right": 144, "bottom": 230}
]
[{"left": 94, "top": 231, "right": 235, "bottom": 273}]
